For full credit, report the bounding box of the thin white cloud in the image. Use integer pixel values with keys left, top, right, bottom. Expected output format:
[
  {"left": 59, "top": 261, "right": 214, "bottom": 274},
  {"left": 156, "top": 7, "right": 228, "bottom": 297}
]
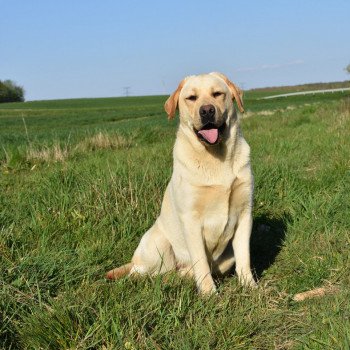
[{"left": 236, "top": 60, "right": 304, "bottom": 72}]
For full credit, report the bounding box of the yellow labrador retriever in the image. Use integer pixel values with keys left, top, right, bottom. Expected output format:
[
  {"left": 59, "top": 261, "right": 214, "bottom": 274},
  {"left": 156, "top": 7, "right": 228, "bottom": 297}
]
[{"left": 106, "top": 72, "right": 256, "bottom": 295}]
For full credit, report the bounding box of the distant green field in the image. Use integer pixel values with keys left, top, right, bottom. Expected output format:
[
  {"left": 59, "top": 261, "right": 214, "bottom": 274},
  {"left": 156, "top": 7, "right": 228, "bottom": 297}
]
[
  {"left": 1, "top": 89, "right": 350, "bottom": 349},
  {"left": 0, "top": 89, "right": 348, "bottom": 166},
  {"left": 250, "top": 80, "right": 350, "bottom": 94}
]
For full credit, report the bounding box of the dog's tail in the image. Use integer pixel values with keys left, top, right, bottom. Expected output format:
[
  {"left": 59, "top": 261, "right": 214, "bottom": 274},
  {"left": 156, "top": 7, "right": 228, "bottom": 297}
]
[{"left": 106, "top": 262, "right": 133, "bottom": 280}]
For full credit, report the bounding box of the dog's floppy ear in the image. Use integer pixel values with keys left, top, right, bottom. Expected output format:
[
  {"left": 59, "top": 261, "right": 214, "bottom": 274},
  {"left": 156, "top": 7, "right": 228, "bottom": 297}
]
[
  {"left": 164, "top": 79, "right": 186, "bottom": 120},
  {"left": 210, "top": 72, "right": 244, "bottom": 113}
]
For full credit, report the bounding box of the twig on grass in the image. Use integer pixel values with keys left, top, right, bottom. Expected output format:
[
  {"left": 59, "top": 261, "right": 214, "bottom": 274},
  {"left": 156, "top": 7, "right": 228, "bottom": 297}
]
[{"left": 293, "top": 285, "right": 340, "bottom": 302}]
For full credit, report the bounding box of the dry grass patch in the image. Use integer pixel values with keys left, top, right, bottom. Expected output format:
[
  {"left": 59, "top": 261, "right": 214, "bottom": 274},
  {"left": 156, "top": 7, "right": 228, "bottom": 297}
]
[
  {"left": 25, "top": 132, "right": 131, "bottom": 164},
  {"left": 328, "top": 98, "right": 350, "bottom": 132},
  {"left": 26, "top": 142, "right": 69, "bottom": 163},
  {"left": 241, "top": 109, "right": 277, "bottom": 119},
  {"left": 75, "top": 131, "right": 132, "bottom": 152}
]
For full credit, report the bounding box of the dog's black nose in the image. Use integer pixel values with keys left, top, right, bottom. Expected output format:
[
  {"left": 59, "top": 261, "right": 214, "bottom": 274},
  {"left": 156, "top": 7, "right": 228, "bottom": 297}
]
[{"left": 199, "top": 104, "right": 216, "bottom": 124}]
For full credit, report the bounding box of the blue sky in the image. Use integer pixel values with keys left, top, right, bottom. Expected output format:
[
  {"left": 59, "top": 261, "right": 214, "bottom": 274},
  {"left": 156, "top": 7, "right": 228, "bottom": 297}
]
[{"left": 1, "top": 0, "right": 349, "bottom": 101}]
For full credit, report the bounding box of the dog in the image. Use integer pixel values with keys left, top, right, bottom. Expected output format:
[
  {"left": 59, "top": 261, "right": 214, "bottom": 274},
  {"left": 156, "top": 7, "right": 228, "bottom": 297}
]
[{"left": 106, "top": 72, "right": 256, "bottom": 295}]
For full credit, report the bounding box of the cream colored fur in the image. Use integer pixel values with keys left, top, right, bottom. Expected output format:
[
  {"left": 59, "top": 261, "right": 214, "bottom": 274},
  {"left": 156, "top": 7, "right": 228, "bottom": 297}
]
[{"left": 106, "top": 73, "right": 256, "bottom": 295}]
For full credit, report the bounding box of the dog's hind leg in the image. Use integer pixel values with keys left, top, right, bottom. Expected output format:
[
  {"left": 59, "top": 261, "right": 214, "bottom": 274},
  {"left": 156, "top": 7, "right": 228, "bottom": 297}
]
[
  {"left": 106, "top": 220, "right": 176, "bottom": 280},
  {"left": 212, "top": 242, "right": 235, "bottom": 276},
  {"left": 131, "top": 221, "right": 176, "bottom": 276}
]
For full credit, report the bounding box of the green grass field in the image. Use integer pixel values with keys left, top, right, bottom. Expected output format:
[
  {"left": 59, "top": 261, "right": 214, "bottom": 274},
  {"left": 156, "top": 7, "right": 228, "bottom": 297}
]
[{"left": 1, "top": 88, "right": 350, "bottom": 349}]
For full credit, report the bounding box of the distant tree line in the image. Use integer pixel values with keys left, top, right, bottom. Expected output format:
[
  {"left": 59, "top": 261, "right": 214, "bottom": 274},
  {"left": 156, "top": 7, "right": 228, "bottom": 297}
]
[{"left": 0, "top": 80, "right": 25, "bottom": 103}]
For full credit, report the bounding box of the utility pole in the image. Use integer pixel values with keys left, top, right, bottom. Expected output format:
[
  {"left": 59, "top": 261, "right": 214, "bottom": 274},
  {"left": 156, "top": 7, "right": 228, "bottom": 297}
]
[{"left": 123, "top": 86, "right": 131, "bottom": 97}]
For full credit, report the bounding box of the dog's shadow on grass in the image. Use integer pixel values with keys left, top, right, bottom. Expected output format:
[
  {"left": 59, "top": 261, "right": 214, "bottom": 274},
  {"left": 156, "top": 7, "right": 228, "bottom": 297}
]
[
  {"left": 250, "top": 213, "right": 289, "bottom": 279},
  {"left": 214, "top": 213, "right": 289, "bottom": 284}
]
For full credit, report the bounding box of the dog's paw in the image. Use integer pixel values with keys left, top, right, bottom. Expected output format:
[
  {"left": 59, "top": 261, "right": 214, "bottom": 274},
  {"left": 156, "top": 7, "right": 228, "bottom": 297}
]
[
  {"left": 199, "top": 286, "right": 218, "bottom": 296},
  {"left": 239, "top": 274, "right": 258, "bottom": 289},
  {"left": 246, "top": 279, "right": 258, "bottom": 289},
  {"left": 198, "top": 277, "right": 217, "bottom": 296}
]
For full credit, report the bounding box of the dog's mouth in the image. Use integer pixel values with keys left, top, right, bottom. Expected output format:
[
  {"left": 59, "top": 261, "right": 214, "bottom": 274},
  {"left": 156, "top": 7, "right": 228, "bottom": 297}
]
[{"left": 194, "top": 122, "right": 226, "bottom": 145}]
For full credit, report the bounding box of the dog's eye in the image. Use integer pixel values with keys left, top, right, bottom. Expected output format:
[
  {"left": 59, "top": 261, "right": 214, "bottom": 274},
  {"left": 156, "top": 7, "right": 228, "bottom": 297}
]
[
  {"left": 186, "top": 95, "right": 197, "bottom": 101},
  {"left": 213, "top": 91, "right": 223, "bottom": 98}
]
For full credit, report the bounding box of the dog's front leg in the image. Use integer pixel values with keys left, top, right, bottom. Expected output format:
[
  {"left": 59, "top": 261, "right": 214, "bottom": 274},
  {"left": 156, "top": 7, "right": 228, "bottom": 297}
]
[
  {"left": 232, "top": 210, "right": 256, "bottom": 287},
  {"left": 182, "top": 215, "right": 216, "bottom": 295}
]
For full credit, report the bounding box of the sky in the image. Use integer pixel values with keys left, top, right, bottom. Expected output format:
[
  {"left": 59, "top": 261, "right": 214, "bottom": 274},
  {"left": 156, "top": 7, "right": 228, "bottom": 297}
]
[{"left": 1, "top": 0, "right": 349, "bottom": 101}]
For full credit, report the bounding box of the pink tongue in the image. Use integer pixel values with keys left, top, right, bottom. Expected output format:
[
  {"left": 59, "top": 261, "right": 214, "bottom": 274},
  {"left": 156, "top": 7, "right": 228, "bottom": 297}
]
[{"left": 198, "top": 128, "right": 218, "bottom": 144}]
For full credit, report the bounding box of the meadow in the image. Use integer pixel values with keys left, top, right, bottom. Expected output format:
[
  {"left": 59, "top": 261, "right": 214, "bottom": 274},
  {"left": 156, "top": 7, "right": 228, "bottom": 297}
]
[{"left": 0, "top": 87, "right": 350, "bottom": 349}]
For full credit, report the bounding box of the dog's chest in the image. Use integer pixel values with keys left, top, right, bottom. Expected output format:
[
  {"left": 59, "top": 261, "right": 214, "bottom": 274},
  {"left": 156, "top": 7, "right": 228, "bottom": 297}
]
[{"left": 197, "top": 185, "right": 239, "bottom": 258}]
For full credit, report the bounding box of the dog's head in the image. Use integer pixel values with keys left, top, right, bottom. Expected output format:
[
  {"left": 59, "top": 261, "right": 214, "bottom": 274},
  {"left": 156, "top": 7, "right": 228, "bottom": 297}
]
[{"left": 164, "top": 72, "right": 244, "bottom": 146}]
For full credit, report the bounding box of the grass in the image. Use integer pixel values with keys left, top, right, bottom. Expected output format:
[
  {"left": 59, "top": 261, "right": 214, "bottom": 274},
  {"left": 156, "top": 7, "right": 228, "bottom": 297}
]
[{"left": 0, "top": 89, "right": 350, "bottom": 349}]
